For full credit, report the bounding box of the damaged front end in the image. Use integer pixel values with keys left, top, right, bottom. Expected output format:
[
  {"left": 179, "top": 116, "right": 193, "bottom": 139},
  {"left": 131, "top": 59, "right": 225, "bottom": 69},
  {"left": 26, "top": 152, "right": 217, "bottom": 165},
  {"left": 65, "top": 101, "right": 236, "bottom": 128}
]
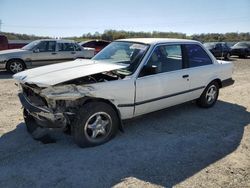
[
  {"left": 19, "top": 84, "right": 69, "bottom": 129},
  {"left": 18, "top": 71, "right": 123, "bottom": 130}
]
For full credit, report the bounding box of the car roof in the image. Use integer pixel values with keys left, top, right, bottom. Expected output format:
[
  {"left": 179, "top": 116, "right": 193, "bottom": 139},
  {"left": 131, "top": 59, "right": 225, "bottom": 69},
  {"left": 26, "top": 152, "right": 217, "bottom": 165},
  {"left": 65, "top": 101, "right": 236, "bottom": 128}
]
[
  {"left": 116, "top": 38, "right": 198, "bottom": 45},
  {"left": 37, "top": 39, "right": 76, "bottom": 43},
  {"left": 79, "top": 39, "right": 110, "bottom": 44}
]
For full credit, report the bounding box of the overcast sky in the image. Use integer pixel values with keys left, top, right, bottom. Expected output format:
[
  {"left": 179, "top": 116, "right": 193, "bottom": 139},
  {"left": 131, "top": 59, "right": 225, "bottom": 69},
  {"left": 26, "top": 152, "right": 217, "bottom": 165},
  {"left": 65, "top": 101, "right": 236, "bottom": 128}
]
[{"left": 0, "top": 0, "right": 249, "bottom": 37}]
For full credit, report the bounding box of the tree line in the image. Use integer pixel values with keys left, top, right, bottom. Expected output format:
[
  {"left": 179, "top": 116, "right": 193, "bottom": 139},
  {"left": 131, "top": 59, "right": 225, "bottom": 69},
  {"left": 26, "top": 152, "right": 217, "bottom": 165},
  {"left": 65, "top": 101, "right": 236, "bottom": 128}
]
[
  {"left": 71, "top": 30, "right": 250, "bottom": 42},
  {"left": 1, "top": 30, "right": 250, "bottom": 42}
]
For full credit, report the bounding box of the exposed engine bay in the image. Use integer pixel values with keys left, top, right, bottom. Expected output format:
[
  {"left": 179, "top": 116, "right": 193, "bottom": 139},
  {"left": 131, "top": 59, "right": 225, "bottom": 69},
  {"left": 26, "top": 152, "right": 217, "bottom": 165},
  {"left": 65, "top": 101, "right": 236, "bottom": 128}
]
[{"left": 61, "top": 71, "right": 124, "bottom": 85}]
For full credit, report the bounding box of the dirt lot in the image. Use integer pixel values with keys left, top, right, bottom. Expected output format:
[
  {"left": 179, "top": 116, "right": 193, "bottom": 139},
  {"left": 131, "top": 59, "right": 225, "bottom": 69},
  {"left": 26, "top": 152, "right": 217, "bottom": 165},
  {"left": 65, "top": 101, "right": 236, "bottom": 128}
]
[{"left": 0, "top": 58, "right": 249, "bottom": 188}]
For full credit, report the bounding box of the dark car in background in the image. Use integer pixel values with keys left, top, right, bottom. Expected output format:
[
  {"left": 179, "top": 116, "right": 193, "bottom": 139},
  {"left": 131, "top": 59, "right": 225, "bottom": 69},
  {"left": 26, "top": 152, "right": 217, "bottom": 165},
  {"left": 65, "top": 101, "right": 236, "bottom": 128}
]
[
  {"left": 79, "top": 40, "right": 110, "bottom": 55},
  {"left": 204, "top": 42, "right": 231, "bottom": 60},
  {"left": 231, "top": 42, "right": 250, "bottom": 58}
]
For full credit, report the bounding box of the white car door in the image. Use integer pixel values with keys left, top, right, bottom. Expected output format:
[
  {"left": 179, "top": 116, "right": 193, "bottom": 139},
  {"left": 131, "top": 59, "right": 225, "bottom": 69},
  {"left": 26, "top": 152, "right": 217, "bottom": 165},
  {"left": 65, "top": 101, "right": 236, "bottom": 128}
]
[
  {"left": 56, "top": 42, "right": 77, "bottom": 61},
  {"left": 135, "top": 44, "right": 192, "bottom": 116},
  {"left": 30, "top": 41, "right": 59, "bottom": 66},
  {"left": 183, "top": 44, "right": 216, "bottom": 100}
]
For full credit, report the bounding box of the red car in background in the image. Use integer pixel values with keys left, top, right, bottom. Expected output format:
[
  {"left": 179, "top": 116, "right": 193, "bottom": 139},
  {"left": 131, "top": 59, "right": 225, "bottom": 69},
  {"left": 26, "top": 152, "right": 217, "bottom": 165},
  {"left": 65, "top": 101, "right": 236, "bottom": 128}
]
[
  {"left": 79, "top": 40, "right": 110, "bottom": 54},
  {"left": 0, "top": 35, "right": 31, "bottom": 51}
]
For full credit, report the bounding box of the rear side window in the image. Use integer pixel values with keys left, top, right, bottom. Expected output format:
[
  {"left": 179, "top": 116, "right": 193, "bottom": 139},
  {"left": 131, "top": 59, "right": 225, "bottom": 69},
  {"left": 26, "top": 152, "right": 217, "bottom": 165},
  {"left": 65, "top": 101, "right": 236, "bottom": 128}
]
[
  {"left": 35, "top": 41, "right": 56, "bottom": 52},
  {"left": 185, "top": 44, "right": 213, "bottom": 67},
  {"left": 74, "top": 43, "right": 82, "bottom": 51},
  {"left": 58, "top": 43, "right": 75, "bottom": 51}
]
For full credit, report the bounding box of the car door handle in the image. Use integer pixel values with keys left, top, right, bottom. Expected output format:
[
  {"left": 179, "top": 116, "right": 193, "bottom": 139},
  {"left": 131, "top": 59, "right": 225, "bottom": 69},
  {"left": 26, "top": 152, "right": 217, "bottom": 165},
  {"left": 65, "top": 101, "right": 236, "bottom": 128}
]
[
  {"left": 182, "top": 75, "right": 189, "bottom": 78},
  {"left": 51, "top": 52, "right": 57, "bottom": 55}
]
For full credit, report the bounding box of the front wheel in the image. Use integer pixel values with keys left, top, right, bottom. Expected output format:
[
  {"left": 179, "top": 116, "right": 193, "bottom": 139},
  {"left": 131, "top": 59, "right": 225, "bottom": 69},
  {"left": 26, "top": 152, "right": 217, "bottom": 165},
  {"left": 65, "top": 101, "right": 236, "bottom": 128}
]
[
  {"left": 6, "top": 59, "right": 25, "bottom": 74},
  {"left": 72, "top": 102, "right": 119, "bottom": 148},
  {"left": 197, "top": 82, "right": 219, "bottom": 108}
]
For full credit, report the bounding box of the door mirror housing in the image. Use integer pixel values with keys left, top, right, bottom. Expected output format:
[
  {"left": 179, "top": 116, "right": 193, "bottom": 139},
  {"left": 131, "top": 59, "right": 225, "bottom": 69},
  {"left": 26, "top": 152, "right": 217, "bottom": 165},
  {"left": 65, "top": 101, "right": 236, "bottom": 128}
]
[
  {"left": 33, "top": 49, "right": 40, "bottom": 53},
  {"left": 139, "top": 65, "right": 158, "bottom": 77}
]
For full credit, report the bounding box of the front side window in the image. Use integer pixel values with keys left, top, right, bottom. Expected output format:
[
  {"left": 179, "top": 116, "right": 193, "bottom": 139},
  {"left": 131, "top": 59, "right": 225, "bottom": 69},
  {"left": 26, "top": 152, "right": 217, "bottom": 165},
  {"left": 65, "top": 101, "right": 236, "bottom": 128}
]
[
  {"left": 139, "top": 44, "right": 183, "bottom": 77},
  {"left": 185, "top": 44, "right": 213, "bottom": 68},
  {"left": 34, "top": 41, "right": 56, "bottom": 52},
  {"left": 93, "top": 41, "right": 149, "bottom": 76}
]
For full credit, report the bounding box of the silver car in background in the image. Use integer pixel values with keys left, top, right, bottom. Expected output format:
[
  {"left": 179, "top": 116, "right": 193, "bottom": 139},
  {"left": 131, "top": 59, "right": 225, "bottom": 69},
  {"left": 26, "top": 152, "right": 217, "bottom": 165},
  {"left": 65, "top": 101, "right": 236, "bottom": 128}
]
[{"left": 0, "top": 39, "right": 95, "bottom": 73}]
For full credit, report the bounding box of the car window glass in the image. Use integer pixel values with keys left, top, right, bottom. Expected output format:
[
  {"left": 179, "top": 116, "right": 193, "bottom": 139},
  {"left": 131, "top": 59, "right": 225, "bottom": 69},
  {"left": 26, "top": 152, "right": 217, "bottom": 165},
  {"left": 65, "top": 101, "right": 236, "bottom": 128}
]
[
  {"left": 93, "top": 41, "right": 149, "bottom": 75},
  {"left": 35, "top": 41, "right": 56, "bottom": 52},
  {"left": 74, "top": 43, "right": 82, "bottom": 51},
  {"left": 35, "top": 41, "right": 47, "bottom": 52},
  {"left": 57, "top": 43, "right": 75, "bottom": 51},
  {"left": 186, "top": 44, "right": 213, "bottom": 67},
  {"left": 47, "top": 41, "right": 56, "bottom": 52},
  {"left": 140, "top": 44, "right": 183, "bottom": 77}
]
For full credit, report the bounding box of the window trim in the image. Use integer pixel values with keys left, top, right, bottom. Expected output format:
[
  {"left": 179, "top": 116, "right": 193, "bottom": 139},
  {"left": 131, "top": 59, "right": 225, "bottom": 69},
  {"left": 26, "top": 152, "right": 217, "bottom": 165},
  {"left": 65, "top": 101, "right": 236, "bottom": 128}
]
[
  {"left": 137, "top": 43, "right": 186, "bottom": 78},
  {"left": 35, "top": 41, "right": 56, "bottom": 52},
  {"left": 184, "top": 43, "right": 214, "bottom": 68},
  {"left": 57, "top": 42, "right": 75, "bottom": 52}
]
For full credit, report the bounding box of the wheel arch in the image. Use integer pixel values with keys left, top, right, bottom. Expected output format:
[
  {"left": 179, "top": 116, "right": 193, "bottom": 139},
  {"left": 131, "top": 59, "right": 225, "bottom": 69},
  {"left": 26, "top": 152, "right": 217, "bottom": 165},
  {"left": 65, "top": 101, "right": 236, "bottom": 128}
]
[
  {"left": 6, "top": 58, "right": 26, "bottom": 69},
  {"left": 212, "top": 78, "right": 222, "bottom": 88}
]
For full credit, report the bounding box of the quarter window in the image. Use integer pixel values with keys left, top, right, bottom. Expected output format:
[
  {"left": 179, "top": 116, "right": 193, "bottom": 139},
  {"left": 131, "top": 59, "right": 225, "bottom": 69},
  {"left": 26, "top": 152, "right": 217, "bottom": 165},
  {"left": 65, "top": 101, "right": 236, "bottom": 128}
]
[{"left": 186, "top": 44, "right": 213, "bottom": 67}]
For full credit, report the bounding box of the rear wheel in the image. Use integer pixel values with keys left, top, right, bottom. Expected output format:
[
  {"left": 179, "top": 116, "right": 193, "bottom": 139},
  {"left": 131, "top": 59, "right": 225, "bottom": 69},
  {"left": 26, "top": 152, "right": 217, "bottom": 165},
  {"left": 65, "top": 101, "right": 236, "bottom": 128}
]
[
  {"left": 6, "top": 59, "right": 25, "bottom": 74},
  {"left": 197, "top": 81, "right": 219, "bottom": 108},
  {"left": 72, "top": 102, "right": 119, "bottom": 148}
]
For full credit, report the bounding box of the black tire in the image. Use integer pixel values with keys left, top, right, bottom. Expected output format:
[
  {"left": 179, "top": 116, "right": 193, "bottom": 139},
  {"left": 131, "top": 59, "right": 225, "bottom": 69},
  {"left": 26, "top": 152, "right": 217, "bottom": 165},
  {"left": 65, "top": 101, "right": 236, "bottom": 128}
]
[
  {"left": 224, "top": 52, "right": 230, "bottom": 60},
  {"left": 23, "top": 109, "right": 55, "bottom": 143},
  {"left": 196, "top": 81, "right": 219, "bottom": 108},
  {"left": 6, "top": 59, "right": 25, "bottom": 74},
  {"left": 72, "top": 102, "right": 119, "bottom": 148}
]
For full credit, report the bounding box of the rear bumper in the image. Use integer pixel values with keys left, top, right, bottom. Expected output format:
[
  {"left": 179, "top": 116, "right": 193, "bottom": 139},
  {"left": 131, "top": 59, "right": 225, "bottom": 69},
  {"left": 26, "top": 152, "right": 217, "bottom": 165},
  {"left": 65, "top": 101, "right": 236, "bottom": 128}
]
[
  {"left": 18, "top": 93, "right": 67, "bottom": 128},
  {"left": 221, "top": 78, "right": 235, "bottom": 88}
]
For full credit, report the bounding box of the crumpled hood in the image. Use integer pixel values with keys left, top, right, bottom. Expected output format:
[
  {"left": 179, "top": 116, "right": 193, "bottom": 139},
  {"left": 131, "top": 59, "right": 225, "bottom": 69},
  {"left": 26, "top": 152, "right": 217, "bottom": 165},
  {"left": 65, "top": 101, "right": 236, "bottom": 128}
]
[
  {"left": 13, "top": 59, "right": 128, "bottom": 87},
  {"left": 0, "top": 49, "right": 28, "bottom": 55}
]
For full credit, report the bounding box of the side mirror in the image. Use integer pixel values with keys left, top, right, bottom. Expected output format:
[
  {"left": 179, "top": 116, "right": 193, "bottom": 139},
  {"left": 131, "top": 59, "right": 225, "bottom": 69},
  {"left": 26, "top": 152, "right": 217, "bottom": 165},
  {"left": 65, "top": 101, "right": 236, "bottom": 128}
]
[
  {"left": 140, "top": 65, "right": 158, "bottom": 77},
  {"left": 33, "top": 49, "right": 40, "bottom": 53}
]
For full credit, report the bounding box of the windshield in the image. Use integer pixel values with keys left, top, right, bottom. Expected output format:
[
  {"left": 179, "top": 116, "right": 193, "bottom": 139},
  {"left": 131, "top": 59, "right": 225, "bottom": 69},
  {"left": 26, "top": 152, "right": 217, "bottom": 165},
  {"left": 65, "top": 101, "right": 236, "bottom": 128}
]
[
  {"left": 93, "top": 41, "right": 149, "bottom": 75},
  {"left": 22, "top": 40, "right": 41, "bottom": 50}
]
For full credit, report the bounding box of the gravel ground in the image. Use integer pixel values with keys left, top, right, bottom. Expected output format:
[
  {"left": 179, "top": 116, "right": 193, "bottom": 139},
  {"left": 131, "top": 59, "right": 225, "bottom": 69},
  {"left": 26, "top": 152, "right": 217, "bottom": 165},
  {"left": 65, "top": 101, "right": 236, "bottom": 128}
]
[{"left": 0, "top": 58, "right": 249, "bottom": 188}]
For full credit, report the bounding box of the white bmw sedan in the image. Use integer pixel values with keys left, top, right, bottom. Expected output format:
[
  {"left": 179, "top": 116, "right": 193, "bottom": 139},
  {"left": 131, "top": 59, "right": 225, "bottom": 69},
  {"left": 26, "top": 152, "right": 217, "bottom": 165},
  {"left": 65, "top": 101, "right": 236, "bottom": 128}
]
[{"left": 13, "top": 38, "right": 234, "bottom": 147}]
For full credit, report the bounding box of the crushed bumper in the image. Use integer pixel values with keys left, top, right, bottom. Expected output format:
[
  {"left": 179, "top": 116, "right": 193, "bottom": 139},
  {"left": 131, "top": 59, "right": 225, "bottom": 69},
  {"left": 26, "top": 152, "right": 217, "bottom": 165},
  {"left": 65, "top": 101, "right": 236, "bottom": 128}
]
[{"left": 18, "top": 93, "right": 67, "bottom": 128}]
